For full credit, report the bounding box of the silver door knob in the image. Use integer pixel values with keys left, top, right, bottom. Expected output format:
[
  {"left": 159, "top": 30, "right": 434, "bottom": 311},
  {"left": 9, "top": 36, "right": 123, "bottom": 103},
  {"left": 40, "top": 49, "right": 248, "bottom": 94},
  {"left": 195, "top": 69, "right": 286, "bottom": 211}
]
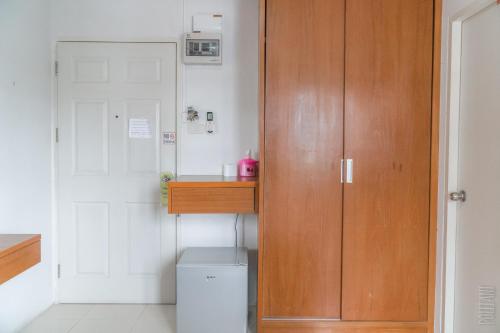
[{"left": 449, "top": 190, "right": 466, "bottom": 202}]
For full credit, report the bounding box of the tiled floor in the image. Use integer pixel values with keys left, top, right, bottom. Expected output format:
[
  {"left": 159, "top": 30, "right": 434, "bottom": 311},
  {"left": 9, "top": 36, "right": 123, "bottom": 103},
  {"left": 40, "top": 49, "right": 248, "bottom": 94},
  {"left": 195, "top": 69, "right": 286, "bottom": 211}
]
[{"left": 21, "top": 304, "right": 257, "bottom": 333}]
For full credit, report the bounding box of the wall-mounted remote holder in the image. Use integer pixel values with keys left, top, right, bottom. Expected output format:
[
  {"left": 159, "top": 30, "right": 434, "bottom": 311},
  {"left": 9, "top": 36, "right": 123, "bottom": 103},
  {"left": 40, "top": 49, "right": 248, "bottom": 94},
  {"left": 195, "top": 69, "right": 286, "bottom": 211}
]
[{"left": 184, "top": 107, "right": 217, "bottom": 135}]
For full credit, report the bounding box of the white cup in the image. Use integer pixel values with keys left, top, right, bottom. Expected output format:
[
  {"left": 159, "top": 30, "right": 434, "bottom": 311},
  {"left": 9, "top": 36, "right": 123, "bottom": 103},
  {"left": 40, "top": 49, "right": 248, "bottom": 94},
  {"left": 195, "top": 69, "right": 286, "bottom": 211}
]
[{"left": 223, "top": 164, "right": 237, "bottom": 177}]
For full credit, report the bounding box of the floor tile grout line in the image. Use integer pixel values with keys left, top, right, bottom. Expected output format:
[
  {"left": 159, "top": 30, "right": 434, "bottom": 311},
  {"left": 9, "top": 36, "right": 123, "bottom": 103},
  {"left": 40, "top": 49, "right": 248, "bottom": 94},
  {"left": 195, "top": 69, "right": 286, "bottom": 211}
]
[
  {"left": 65, "top": 318, "right": 81, "bottom": 333},
  {"left": 66, "top": 304, "right": 95, "bottom": 333},
  {"left": 129, "top": 304, "right": 148, "bottom": 332},
  {"left": 81, "top": 304, "right": 95, "bottom": 319}
]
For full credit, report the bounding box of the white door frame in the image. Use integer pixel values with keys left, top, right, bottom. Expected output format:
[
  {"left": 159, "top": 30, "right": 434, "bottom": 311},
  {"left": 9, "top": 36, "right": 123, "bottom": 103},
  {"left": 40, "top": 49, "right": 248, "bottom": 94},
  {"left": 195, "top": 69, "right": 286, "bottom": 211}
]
[
  {"left": 50, "top": 39, "right": 184, "bottom": 302},
  {"left": 442, "top": 1, "right": 497, "bottom": 332}
]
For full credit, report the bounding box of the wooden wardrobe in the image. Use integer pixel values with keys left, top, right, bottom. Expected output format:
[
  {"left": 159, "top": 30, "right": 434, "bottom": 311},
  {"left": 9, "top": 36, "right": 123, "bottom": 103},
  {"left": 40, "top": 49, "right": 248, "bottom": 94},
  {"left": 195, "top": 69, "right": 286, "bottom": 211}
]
[{"left": 257, "top": 0, "right": 442, "bottom": 332}]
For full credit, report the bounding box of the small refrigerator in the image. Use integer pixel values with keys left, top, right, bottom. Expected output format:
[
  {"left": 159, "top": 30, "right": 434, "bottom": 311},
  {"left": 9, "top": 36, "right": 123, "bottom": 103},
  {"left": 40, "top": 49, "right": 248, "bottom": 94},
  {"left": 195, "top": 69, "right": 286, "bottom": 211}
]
[{"left": 177, "top": 247, "right": 248, "bottom": 333}]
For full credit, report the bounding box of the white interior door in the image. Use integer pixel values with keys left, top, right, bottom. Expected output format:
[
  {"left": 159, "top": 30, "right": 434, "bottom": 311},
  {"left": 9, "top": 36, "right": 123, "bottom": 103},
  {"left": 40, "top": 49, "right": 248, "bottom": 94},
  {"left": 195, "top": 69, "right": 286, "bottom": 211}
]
[
  {"left": 447, "top": 2, "right": 500, "bottom": 332},
  {"left": 57, "top": 42, "right": 177, "bottom": 303}
]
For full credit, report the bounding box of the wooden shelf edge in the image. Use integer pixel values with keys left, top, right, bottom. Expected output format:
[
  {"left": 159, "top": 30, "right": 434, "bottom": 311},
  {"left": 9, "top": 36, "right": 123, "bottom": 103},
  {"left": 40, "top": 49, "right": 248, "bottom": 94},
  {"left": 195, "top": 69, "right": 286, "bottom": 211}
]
[
  {"left": 0, "top": 234, "right": 41, "bottom": 285},
  {"left": 169, "top": 182, "right": 257, "bottom": 188},
  {"left": 168, "top": 176, "right": 258, "bottom": 189},
  {"left": 0, "top": 234, "right": 41, "bottom": 259}
]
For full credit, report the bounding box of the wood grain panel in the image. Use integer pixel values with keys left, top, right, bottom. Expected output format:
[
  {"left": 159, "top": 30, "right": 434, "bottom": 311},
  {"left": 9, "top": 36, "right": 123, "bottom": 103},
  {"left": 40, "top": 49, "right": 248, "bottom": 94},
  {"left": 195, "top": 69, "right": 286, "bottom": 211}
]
[
  {"left": 259, "top": 325, "right": 427, "bottom": 333},
  {"left": 261, "top": 319, "right": 427, "bottom": 333},
  {"left": 342, "top": 0, "right": 434, "bottom": 321},
  {"left": 263, "top": 0, "right": 345, "bottom": 318},
  {"left": 0, "top": 235, "right": 41, "bottom": 284},
  {"left": 170, "top": 187, "right": 255, "bottom": 214}
]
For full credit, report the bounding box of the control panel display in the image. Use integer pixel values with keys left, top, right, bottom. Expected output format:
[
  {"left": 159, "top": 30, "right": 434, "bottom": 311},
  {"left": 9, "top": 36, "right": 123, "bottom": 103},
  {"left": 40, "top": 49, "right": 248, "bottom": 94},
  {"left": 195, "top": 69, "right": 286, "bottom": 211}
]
[
  {"left": 187, "top": 40, "right": 220, "bottom": 57},
  {"left": 184, "top": 33, "right": 222, "bottom": 65}
]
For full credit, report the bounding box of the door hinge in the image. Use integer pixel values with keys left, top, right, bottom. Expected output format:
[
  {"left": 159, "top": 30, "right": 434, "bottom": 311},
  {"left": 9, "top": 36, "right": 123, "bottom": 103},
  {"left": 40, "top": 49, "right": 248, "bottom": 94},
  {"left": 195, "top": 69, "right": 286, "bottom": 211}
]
[
  {"left": 55, "top": 128, "right": 59, "bottom": 143},
  {"left": 57, "top": 264, "right": 61, "bottom": 279},
  {"left": 55, "top": 61, "right": 59, "bottom": 76}
]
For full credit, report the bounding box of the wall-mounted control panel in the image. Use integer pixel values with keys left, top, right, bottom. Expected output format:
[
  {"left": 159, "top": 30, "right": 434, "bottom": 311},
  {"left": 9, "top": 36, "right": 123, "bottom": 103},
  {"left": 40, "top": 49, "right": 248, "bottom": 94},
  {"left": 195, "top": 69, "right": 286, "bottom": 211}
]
[{"left": 184, "top": 32, "right": 222, "bottom": 65}]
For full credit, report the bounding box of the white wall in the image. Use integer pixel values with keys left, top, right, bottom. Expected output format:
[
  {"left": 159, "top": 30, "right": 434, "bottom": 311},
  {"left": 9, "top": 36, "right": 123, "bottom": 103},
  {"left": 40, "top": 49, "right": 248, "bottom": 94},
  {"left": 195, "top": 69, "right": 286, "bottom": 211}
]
[
  {"left": 50, "top": 0, "right": 260, "bottom": 305},
  {"left": 0, "top": 1, "right": 53, "bottom": 332},
  {"left": 179, "top": 0, "right": 259, "bottom": 306},
  {"left": 435, "top": 0, "right": 482, "bottom": 332}
]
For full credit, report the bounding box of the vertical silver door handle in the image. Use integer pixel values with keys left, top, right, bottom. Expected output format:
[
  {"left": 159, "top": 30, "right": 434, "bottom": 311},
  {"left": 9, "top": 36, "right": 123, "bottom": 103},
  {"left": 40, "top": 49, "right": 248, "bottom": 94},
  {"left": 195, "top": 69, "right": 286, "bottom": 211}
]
[
  {"left": 341, "top": 159, "right": 353, "bottom": 184},
  {"left": 346, "top": 159, "right": 353, "bottom": 184}
]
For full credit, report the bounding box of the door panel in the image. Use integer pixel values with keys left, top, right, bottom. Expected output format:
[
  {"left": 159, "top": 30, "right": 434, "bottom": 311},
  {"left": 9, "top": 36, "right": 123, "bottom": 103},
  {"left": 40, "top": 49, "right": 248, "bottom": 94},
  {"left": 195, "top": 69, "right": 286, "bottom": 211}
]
[
  {"left": 342, "top": 0, "right": 434, "bottom": 321},
  {"left": 453, "top": 4, "right": 500, "bottom": 332},
  {"left": 58, "top": 42, "right": 177, "bottom": 303},
  {"left": 263, "top": 0, "right": 345, "bottom": 318}
]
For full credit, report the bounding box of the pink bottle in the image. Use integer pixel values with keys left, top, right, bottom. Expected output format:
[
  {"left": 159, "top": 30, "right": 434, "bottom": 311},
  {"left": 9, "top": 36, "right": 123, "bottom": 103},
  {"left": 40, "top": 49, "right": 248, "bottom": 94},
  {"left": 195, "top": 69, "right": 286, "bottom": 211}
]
[{"left": 238, "top": 149, "right": 258, "bottom": 177}]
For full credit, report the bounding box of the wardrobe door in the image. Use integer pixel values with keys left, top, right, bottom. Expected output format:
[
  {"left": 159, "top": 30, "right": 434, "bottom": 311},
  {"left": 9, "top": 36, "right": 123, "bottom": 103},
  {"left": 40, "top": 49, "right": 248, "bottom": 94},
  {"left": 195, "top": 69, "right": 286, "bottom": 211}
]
[
  {"left": 342, "top": 0, "right": 434, "bottom": 321},
  {"left": 263, "top": 0, "right": 345, "bottom": 318}
]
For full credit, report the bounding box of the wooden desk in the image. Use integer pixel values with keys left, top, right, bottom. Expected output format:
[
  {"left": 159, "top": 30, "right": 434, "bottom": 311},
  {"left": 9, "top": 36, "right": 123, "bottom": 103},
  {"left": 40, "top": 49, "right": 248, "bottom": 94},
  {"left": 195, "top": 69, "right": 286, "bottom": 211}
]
[
  {"left": 0, "top": 234, "right": 41, "bottom": 284},
  {"left": 168, "top": 176, "right": 258, "bottom": 214}
]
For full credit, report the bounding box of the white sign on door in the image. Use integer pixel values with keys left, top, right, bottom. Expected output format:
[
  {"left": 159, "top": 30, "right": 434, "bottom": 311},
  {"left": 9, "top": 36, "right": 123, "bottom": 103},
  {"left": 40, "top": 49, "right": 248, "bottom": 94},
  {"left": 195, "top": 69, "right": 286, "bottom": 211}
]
[{"left": 129, "top": 118, "right": 152, "bottom": 139}]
